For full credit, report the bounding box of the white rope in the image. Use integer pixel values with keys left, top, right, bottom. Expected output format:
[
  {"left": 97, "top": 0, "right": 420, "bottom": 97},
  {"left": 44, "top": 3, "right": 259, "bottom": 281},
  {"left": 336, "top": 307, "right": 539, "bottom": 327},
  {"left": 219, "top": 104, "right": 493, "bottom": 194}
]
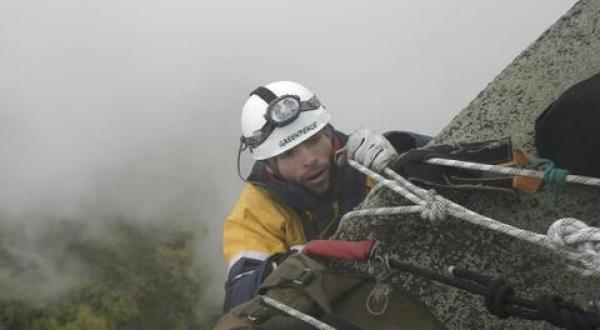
[
  {"left": 347, "top": 161, "right": 426, "bottom": 206},
  {"left": 339, "top": 200, "right": 446, "bottom": 225},
  {"left": 340, "top": 206, "right": 423, "bottom": 227},
  {"left": 425, "top": 158, "right": 600, "bottom": 187},
  {"left": 346, "top": 160, "right": 600, "bottom": 277},
  {"left": 420, "top": 190, "right": 448, "bottom": 223},
  {"left": 547, "top": 218, "right": 600, "bottom": 253},
  {"left": 261, "top": 295, "right": 338, "bottom": 330}
]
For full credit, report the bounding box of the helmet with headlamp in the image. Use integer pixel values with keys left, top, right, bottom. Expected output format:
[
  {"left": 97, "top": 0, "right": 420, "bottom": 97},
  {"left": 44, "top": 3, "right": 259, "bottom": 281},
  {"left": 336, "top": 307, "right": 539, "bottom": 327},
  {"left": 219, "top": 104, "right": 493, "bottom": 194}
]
[{"left": 240, "top": 81, "right": 331, "bottom": 161}]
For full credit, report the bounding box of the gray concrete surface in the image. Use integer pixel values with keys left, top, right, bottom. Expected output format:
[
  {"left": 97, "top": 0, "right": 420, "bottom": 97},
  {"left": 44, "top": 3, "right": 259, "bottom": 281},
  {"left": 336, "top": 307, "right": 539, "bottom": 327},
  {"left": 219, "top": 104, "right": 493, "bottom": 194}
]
[{"left": 335, "top": 0, "right": 600, "bottom": 328}]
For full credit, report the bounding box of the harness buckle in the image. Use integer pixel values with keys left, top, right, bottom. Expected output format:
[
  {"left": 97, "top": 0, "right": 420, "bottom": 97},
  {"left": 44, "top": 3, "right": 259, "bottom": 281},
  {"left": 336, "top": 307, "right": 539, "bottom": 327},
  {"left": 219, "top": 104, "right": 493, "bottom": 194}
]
[
  {"left": 292, "top": 268, "right": 315, "bottom": 286},
  {"left": 247, "top": 307, "right": 272, "bottom": 324}
]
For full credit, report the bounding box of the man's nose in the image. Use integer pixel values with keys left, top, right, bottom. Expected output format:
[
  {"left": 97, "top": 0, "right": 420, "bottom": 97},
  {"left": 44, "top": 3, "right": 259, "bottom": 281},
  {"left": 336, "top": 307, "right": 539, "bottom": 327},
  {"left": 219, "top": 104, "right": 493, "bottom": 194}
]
[{"left": 296, "top": 145, "right": 317, "bottom": 167}]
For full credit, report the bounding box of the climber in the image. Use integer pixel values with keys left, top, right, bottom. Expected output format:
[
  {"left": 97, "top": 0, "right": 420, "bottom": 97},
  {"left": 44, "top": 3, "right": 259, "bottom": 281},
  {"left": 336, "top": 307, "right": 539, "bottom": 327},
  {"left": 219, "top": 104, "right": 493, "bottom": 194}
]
[{"left": 222, "top": 80, "right": 431, "bottom": 312}]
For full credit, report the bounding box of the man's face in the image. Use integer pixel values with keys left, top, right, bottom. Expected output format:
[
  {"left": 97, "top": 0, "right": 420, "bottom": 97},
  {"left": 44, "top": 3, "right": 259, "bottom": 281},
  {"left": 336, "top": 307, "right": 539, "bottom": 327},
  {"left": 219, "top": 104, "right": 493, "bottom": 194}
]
[{"left": 272, "top": 130, "right": 333, "bottom": 195}]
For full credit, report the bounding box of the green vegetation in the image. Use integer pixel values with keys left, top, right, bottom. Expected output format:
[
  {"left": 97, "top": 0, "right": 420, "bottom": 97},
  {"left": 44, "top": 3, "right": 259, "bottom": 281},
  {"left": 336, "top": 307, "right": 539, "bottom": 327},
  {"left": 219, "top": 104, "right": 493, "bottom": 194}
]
[{"left": 0, "top": 220, "right": 221, "bottom": 330}]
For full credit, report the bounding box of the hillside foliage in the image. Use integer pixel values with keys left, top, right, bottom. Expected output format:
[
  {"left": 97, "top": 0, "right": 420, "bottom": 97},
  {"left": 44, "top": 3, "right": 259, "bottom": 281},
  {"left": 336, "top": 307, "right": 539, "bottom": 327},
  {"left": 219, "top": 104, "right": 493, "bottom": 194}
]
[{"left": 0, "top": 219, "right": 221, "bottom": 330}]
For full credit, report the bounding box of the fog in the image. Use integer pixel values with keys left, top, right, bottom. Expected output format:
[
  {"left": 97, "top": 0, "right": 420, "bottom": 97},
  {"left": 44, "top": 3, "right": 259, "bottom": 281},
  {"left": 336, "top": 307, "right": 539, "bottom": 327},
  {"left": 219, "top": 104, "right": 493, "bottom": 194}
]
[{"left": 0, "top": 0, "right": 576, "bottom": 314}]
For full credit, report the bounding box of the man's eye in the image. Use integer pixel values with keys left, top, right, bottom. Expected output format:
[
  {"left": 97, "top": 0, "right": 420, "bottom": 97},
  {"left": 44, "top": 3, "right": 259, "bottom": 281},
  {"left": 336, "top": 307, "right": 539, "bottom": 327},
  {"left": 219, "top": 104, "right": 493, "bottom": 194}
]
[
  {"left": 306, "top": 134, "right": 320, "bottom": 144},
  {"left": 281, "top": 149, "right": 294, "bottom": 158}
]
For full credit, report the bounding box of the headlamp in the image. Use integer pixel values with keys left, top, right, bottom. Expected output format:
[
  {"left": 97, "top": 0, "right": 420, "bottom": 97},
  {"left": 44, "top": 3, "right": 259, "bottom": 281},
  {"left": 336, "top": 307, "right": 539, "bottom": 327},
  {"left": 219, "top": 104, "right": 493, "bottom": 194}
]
[
  {"left": 268, "top": 96, "right": 301, "bottom": 126},
  {"left": 243, "top": 94, "right": 322, "bottom": 150}
]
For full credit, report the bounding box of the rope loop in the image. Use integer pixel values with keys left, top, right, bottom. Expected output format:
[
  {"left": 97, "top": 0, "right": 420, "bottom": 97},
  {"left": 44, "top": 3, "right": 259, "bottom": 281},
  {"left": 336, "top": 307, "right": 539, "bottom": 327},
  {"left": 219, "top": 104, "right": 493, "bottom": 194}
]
[
  {"left": 547, "top": 218, "right": 600, "bottom": 253},
  {"left": 420, "top": 189, "right": 448, "bottom": 224},
  {"left": 365, "top": 282, "right": 392, "bottom": 316}
]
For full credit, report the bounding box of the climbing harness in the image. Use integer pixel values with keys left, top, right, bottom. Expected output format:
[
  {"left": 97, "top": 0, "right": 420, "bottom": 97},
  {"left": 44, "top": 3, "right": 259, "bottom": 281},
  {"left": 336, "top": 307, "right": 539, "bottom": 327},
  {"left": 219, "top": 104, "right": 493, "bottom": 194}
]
[{"left": 342, "top": 159, "right": 600, "bottom": 277}]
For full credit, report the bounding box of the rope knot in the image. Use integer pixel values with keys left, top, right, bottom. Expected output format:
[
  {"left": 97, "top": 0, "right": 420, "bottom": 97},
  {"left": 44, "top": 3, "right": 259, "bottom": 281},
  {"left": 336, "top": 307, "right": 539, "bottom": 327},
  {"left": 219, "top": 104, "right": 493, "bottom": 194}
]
[
  {"left": 484, "top": 279, "right": 514, "bottom": 319},
  {"left": 420, "top": 189, "right": 448, "bottom": 223},
  {"left": 547, "top": 218, "right": 600, "bottom": 253}
]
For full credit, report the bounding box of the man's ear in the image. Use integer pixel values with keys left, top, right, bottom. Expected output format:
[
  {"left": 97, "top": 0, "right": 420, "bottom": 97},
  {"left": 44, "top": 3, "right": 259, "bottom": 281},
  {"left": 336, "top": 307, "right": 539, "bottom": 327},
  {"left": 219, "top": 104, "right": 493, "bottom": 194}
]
[
  {"left": 264, "top": 159, "right": 278, "bottom": 175},
  {"left": 264, "top": 164, "right": 275, "bottom": 174}
]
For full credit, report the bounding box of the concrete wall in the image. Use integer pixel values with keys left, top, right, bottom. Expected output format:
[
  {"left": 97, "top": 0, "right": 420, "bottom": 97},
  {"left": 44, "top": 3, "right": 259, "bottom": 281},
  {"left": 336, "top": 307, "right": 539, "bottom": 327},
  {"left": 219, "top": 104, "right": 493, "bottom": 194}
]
[{"left": 336, "top": 1, "right": 600, "bottom": 328}]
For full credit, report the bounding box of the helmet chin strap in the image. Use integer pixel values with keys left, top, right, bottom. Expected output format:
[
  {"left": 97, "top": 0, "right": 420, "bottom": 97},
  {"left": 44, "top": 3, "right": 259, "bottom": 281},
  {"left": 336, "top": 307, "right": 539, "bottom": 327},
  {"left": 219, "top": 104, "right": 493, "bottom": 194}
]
[
  {"left": 237, "top": 137, "right": 284, "bottom": 183},
  {"left": 237, "top": 136, "right": 250, "bottom": 183}
]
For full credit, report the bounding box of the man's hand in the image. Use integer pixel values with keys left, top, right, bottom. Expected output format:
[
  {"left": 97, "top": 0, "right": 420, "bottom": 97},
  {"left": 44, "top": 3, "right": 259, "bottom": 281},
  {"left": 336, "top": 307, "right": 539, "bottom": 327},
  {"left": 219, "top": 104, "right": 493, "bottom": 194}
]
[
  {"left": 261, "top": 246, "right": 304, "bottom": 281},
  {"left": 346, "top": 127, "right": 398, "bottom": 172}
]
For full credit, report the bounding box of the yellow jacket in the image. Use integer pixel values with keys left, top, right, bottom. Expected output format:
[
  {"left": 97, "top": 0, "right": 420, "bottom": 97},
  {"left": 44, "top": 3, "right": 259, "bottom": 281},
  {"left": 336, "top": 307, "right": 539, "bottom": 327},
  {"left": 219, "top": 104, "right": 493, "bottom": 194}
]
[{"left": 224, "top": 183, "right": 308, "bottom": 270}]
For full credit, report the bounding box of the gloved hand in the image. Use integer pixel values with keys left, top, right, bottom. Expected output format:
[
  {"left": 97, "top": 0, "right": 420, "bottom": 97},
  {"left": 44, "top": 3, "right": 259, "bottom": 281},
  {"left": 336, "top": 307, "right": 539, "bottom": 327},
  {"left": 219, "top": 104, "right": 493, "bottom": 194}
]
[{"left": 346, "top": 127, "right": 398, "bottom": 172}]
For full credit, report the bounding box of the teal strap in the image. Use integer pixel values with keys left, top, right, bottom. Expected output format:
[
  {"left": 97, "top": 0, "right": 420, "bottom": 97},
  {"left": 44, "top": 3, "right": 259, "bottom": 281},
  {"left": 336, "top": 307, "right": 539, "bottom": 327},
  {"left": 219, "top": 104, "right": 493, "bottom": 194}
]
[{"left": 527, "top": 159, "right": 569, "bottom": 205}]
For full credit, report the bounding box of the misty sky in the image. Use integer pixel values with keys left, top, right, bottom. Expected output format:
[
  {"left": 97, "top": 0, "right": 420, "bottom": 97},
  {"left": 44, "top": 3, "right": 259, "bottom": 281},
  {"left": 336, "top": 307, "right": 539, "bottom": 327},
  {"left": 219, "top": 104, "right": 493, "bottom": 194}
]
[{"left": 0, "top": 0, "right": 577, "bottom": 301}]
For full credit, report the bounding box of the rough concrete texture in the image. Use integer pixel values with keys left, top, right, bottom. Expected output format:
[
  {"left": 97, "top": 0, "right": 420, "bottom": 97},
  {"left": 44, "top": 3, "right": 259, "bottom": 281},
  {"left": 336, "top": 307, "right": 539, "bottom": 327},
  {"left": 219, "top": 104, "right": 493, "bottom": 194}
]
[{"left": 334, "top": 1, "right": 600, "bottom": 329}]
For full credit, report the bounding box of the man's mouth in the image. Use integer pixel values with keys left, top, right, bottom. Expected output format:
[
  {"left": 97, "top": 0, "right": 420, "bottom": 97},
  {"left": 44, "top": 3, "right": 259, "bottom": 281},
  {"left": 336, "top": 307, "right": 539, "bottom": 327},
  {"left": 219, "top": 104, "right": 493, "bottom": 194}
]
[{"left": 305, "top": 169, "right": 326, "bottom": 182}]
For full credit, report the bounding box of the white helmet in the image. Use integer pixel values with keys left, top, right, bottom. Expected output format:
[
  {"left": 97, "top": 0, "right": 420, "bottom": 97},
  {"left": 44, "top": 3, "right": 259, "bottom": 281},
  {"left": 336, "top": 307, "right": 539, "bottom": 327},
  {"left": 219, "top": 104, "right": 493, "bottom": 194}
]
[{"left": 240, "top": 81, "right": 331, "bottom": 160}]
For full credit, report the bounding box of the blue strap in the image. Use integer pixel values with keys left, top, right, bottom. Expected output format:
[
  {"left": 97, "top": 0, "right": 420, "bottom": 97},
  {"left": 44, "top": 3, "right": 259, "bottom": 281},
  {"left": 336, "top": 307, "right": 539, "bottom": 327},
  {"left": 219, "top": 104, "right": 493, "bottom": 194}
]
[{"left": 527, "top": 159, "right": 569, "bottom": 205}]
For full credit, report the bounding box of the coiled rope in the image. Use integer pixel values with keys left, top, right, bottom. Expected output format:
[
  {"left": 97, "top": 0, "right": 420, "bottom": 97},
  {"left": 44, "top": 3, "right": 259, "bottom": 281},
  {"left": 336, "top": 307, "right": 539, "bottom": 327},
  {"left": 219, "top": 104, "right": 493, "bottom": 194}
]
[{"left": 343, "top": 159, "right": 600, "bottom": 277}]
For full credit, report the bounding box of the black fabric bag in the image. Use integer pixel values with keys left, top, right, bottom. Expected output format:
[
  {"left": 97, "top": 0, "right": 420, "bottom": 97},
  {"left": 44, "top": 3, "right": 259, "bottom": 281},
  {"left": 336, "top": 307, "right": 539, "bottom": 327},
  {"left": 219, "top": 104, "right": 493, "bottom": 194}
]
[{"left": 535, "top": 72, "right": 600, "bottom": 177}]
